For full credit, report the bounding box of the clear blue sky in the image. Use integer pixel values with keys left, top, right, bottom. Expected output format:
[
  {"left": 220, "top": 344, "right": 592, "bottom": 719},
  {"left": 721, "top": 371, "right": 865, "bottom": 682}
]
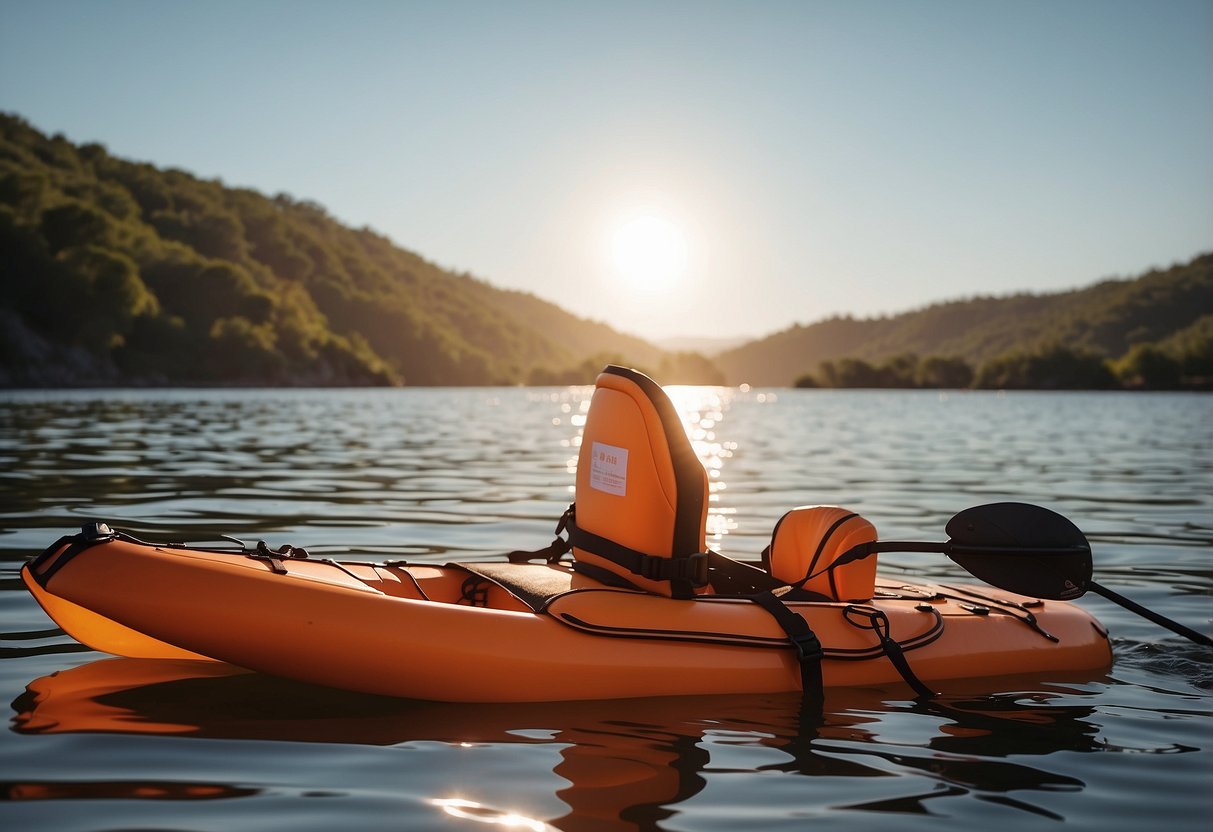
[{"left": 2, "top": 0, "right": 1210, "bottom": 342}]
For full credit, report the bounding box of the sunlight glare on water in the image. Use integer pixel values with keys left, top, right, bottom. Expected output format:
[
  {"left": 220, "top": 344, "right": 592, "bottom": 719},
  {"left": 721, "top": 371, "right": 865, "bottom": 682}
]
[
  {"left": 432, "top": 797, "right": 549, "bottom": 831},
  {"left": 665, "top": 385, "right": 743, "bottom": 547}
]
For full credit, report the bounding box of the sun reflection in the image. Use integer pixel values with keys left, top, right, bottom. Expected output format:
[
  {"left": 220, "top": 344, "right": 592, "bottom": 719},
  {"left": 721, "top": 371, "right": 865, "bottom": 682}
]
[{"left": 432, "top": 798, "right": 548, "bottom": 831}]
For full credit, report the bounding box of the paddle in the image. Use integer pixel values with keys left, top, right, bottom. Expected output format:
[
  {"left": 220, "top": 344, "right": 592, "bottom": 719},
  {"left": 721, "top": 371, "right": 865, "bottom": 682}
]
[{"left": 829, "top": 502, "right": 1212, "bottom": 648}]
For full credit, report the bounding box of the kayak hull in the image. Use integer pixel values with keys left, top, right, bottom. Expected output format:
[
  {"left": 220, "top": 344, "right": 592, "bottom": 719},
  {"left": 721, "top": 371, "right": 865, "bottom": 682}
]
[{"left": 23, "top": 534, "right": 1112, "bottom": 702}]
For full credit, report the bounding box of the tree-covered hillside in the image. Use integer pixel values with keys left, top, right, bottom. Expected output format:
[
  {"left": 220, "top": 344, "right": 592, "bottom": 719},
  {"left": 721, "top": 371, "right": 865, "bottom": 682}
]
[
  {"left": 716, "top": 254, "right": 1212, "bottom": 387},
  {"left": 2, "top": 112, "right": 1207, "bottom": 390},
  {"left": 0, "top": 113, "right": 686, "bottom": 387}
]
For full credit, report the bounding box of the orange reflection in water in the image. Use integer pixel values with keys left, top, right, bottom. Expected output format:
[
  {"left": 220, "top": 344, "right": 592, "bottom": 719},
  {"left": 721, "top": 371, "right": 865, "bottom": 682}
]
[
  {"left": 13, "top": 657, "right": 1103, "bottom": 826},
  {"left": 6, "top": 780, "right": 258, "bottom": 801}
]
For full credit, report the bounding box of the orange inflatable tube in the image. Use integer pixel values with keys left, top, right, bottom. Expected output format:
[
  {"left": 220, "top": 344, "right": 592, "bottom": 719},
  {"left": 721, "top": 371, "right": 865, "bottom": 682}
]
[{"left": 23, "top": 532, "right": 1112, "bottom": 703}]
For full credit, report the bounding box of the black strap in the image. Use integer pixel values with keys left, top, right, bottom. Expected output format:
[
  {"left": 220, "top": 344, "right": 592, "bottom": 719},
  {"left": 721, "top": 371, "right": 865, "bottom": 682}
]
[
  {"left": 780, "top": 511, "right": 859, "bottom": 595},
  {"left": 459, "top": 575, "right": 490, "bottom": 607},
  {"left": 749, "top": 590, "right": 825, "bottom": 708},
  {"left": 506, "top": 536, "right": 572, "bottom": 565},
  {"left": 706, "top": 550, "right": 835, "bottom": 601},
  {"left": 844, "top": 605, "right": 937, "bottom": 699},
  {"left": 505, "top": 509, "right": 813, "bottom": 601},
  {"left": 503, "top": 506, "right": 710, "bottom": 597},
  {"left": 705, "top": 550, "right": 786, "bottom": 595},
  {"left": 506, "top": 507, "right": 574, "bottom": 565},
  {"left": 565, "top": 509, "right": 708, "bottom": 598},
  {"left": 27, "top": 522, "right": 118, "bottom": 587},
  {"left": 247, "top": 540, "right": 310, "bottom": 574}
]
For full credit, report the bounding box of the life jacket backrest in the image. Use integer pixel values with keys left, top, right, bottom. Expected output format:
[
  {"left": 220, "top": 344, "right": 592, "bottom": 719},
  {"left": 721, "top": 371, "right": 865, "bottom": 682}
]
[
  {"left": 572, "top": 366, "right": 709, "bottom": 598},
  {"left": 764, "top": 506, "right": 877, "bottom": 601}
]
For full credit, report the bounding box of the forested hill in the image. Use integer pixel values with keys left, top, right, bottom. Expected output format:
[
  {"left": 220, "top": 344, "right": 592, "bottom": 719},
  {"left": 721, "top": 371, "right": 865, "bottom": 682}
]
[
  {"left": 3, "top": 113, "right": 1208, "bottom": 390},
  {"left": 715, "top": 253, "right": 1213, "bottom": 387},
  {"left": 0, "top": 113, "right": 685, "bottom": 387}
]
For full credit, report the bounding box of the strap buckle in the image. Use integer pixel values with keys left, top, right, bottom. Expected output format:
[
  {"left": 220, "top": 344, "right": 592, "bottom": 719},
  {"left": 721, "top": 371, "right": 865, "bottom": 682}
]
[
  {"left": 80, "top": 522, "right": 116, "bottom": 543},
  {"left": 683, "top": 552, "right": 709, "bottom": 587},
  {"left": 555, "top": 504, "right": 575, "bottom": 537},
  {"left": 638, "top": 551, "right": 709, "bottom": 587},
  {"left": 789, "top": 629, "right": 823, "bottom": 663},
  {"left": 247, "top": 540, "right": 310, "bottom": 575}
]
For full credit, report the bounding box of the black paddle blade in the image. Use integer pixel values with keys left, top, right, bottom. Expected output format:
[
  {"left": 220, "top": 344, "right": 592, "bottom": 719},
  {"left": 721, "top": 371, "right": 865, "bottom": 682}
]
[{"left": 943, "top": 503, "right": 1092, "bottom": 600}]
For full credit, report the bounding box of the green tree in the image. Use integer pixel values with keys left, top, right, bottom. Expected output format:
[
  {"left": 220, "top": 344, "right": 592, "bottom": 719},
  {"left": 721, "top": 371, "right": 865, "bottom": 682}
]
[
  {"left": 39, "top": 200, "right": 115, "bottom": 253},
  {"left": 831, "top": 358, "right": 883, "bottom": 387},
  {"left": 882, "top": 353, "right": 920, "bottom": 386},
  {"left": 976, "top": 344, "right": 1116, "bottom": 390},
  {"left": 0, "top": 164, "right": 50, "bottom": 216},
  {"left": 147, "top": 259, "right": 271, "bottom": 331},
  {"left": 1114, "top": 343, "right": 1182, "bottom": 389},
  {"left": 1178, "top": 335, "right": 1213, "bottom": 385},
  {"left": 56, "top": 245, "right": 158, "bottom": 352},
  {"left": 150, "top": 206, "right": 248, "bottom": 263},
  {"left": 206, "top": 315, "right": 282, "bottom": 381},
  {"left": 917, "top": 356, "right": 973, "bottom": 388}
]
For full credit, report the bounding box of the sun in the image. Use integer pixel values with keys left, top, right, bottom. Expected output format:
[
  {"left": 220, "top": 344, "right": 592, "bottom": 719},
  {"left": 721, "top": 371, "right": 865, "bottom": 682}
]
[{"left": 610, "top": 214, "right": 689, "bottom": 288}]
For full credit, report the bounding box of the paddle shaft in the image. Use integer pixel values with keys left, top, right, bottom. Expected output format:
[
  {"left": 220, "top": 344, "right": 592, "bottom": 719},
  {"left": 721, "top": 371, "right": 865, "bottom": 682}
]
[
  {"left": 858, "top": 541, "right": 1089, "bottom": 558},
  {"left": 845, "top": 540, "right": 1213, "bottom": 648},
  {"left": 1088, "top": 580, "right": 1213, "bottom": 647}
]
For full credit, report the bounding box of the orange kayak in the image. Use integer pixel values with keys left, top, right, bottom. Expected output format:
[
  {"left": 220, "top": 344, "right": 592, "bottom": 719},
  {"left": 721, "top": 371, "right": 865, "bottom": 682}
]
[{"left": 23, "top": 528, "right": 1112, "bottom": 703}]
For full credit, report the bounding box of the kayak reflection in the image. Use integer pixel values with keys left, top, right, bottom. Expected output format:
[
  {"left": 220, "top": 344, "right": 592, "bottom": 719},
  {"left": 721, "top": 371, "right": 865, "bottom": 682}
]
[{"left": 13, "top": 658, "right": 1103, "bottom": 827}]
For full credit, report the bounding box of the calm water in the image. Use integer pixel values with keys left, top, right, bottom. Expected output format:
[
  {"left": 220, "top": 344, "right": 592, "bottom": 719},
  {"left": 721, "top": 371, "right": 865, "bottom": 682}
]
[{"left": 0, "top": 387, "right": 1210, "bottom": 830}]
